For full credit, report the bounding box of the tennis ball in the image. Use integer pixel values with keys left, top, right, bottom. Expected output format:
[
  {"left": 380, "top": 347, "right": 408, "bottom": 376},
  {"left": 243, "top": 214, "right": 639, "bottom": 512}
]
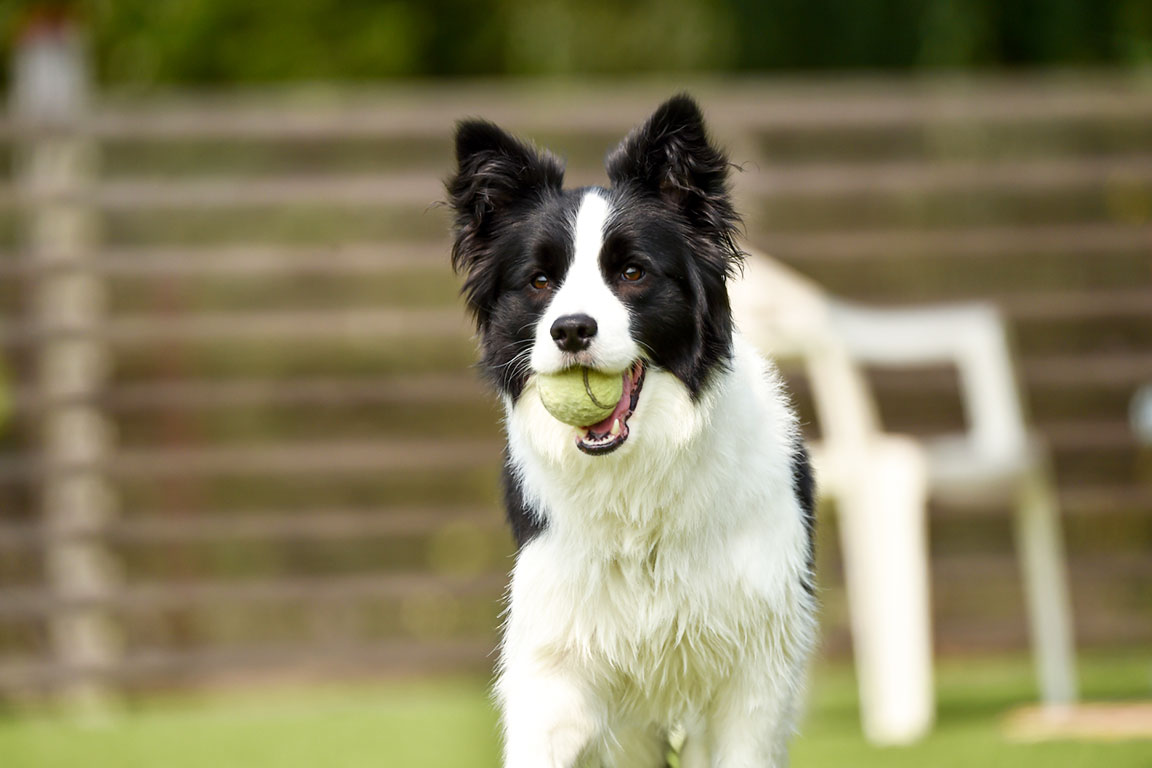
[{"left": 537, "top": 367, "right": 623, "bottom": 427}]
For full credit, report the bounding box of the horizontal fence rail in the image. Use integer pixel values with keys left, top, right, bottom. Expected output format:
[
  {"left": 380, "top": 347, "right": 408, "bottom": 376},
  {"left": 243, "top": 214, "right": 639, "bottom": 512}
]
[
  {"left": 0, "top": 572, "right": 508, "bottom": 619},
  {"left": 4, "top": 155, "right": 1151, "bottom": 210},
  {"left": 1, "top": 75, "right": 1151, "bottom": 141},
  {"left": 0, "top": 308, "right": 471, "bottom": 346},
  {"left": 0, "top": 505, "right": 500, "bottom": 551},
  {"left": 0, "top": 438, "right": 503, "bottom": 483},
  {"left": 0, "top": 243, "right": 450, "bottom": 278},
  {"left": 7, "top": 374, "right": 487, "bottom": 413}
]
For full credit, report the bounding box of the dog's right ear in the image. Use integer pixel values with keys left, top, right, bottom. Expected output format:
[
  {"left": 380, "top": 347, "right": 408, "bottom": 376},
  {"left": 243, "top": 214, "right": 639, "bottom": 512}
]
[
  {"left": 447, "top": 120, "right": 564, "bottom": 329},
  {"left": 606, "top": 95, "right": 742, "bottom": 280}
]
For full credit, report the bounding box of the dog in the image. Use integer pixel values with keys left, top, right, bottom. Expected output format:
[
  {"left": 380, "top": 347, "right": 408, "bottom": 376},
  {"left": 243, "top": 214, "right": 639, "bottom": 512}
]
[{"left": 447, "top": 94, "right": 817, "bottom": 768}]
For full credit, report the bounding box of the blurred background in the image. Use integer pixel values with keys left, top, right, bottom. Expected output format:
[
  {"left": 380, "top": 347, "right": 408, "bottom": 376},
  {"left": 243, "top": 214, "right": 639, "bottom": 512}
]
[{"left": 0, "top": 1, "right": 1151, "bottom": 766}]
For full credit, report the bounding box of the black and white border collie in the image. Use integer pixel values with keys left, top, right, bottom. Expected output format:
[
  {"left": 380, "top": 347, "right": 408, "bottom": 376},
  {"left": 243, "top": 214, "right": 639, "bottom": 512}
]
[{"left": 448, "top": 95, "right": 817, "bottom": 768}]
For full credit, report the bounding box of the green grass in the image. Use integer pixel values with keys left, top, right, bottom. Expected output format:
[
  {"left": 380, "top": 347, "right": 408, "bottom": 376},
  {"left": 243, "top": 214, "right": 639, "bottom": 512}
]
[
  {"left": 1, "top": 652, "right": 1150, "bottom": 767},
  {"left": 792, "top": 651, "right": 1152, "bottom": 768}
]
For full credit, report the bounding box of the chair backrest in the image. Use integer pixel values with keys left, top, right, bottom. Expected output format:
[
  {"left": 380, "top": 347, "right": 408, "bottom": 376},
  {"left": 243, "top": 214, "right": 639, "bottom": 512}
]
[
  {"left": 731, "top": 249, "right": 1035, "bottom": 485},
  {"left": 826, "top": 300, "right": 1032, "bottom": 467}
]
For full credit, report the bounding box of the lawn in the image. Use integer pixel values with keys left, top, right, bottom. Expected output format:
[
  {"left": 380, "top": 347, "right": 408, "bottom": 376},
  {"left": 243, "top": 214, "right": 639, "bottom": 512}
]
[{"left": 1, "top": 652, "right": 1150, "bottom": 767}]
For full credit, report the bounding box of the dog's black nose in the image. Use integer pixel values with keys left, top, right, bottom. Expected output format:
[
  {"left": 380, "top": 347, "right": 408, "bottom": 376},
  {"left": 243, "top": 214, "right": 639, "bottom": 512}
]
[{"left": 550, "top": 314, "right": 598, "bottom": 352}]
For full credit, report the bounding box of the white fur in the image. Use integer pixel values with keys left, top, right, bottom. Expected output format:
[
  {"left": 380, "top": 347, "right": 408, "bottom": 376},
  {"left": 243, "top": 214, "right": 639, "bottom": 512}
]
[
  {"left": 530, "top": 191, "right": 640, "bottom": 375},
  {"left": 499, "top": 335, "right": 818, "bottom": 768}
]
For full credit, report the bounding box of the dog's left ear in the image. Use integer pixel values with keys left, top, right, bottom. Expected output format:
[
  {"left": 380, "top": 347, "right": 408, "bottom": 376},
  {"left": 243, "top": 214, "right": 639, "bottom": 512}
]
[
  {"left": 606, "top": 94, "right": 741, "bottom": 270},
  {"left": 447, "top": 120, "right": 565, "bottom": 330}
]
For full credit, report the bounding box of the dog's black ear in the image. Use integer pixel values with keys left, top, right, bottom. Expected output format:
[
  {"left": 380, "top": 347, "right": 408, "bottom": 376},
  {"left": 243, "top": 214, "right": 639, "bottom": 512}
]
[
  {"left": 447, "top": 120, "right": 564, "bottom": 329},
  {"left": 606, "top": 94, "right": 741, "bottom": 274}
]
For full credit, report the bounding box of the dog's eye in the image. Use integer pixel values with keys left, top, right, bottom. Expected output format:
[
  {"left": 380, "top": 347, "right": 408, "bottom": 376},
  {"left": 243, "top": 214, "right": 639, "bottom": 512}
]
[
  {"left": 621, "top": 265, "right": 645, "bottom": 282},
  {"left": 530, "top": 273, "right": 549, "bottom": 290}
]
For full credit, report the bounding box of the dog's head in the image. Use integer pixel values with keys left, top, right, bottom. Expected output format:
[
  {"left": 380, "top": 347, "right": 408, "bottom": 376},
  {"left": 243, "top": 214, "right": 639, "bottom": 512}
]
[{"left": 447, "top": 94, "right": 742, "bottom": 456}]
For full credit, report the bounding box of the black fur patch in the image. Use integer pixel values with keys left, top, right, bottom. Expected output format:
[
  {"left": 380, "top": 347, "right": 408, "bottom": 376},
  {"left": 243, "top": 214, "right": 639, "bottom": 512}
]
[
  {"left": 791, "top": 442, "right": 818, "bottom": 595},
  {"left": 447, "top": 119, "right": 566, "bottom": 337},
  {"left": 502, "top": 456, "right": 546, "bottom": 547}
]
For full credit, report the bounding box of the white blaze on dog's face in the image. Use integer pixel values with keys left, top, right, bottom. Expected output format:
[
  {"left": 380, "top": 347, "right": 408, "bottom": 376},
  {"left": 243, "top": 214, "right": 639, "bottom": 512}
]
[
  {"left": 517, "top": 189, "right": 650, "bottom": 457},
  {"left": 447, "top": 95, "right": 743, "bottom": 458},
  {"left": 529, "top": 191, "right": 639, "bottom": 376}
]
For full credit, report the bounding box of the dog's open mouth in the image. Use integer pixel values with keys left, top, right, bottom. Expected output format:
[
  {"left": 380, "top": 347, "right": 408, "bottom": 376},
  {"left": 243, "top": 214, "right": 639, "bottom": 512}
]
[{"left": 576, "top": 361, "right": 646, "bottom": 456}]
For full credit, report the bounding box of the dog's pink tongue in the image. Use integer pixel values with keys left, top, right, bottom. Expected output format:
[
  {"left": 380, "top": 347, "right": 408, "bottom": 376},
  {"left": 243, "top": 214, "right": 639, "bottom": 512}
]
[{"left": 584, "top": 371, "right": 633, "bottom": 433}]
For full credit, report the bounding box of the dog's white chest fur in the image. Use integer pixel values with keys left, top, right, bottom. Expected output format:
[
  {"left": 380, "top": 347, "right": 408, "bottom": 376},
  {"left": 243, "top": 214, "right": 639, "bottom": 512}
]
[
  {"left": 509, "top": 524, "right": 792, "bottom": 725},
  {"left": 499, "top": 337, "right": 816, "bottom": 765}
]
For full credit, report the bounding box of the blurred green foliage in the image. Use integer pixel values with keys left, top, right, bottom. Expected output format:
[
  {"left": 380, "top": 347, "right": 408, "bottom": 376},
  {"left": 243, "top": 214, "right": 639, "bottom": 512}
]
[{"left": 1, "top": 0, "right": 1151, "bottom": 87}]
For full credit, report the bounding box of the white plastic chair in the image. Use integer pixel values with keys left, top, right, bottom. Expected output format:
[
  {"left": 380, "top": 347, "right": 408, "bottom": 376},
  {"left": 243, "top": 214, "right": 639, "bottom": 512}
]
[{"left": 730, "top": 249, "right": 1078, "bottom": 744}]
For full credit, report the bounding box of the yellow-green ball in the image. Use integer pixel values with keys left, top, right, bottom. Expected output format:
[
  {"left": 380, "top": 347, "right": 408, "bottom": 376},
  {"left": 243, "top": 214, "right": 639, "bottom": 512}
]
[{"left": 537, "top": 367, "right": 623, "bottom": 427}]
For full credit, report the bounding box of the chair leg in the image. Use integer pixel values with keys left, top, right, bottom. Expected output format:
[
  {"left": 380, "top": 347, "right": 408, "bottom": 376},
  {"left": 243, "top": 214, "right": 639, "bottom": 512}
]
[
  {"left": 837, "top": 436, "right": 934, "bottom": 745},
  {"left": 1014, "top": 467, "right": 1079, "bottom": 708}
]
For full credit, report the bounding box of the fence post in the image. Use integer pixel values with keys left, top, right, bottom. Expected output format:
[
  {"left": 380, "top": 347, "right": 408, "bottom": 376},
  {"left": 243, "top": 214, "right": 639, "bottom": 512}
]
[{"left": 11, "top": 13, "right": 120, "bottom": 715}]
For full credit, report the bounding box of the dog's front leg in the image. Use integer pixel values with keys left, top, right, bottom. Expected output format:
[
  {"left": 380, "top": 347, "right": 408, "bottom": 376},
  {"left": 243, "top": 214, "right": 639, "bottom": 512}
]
[
  {"left": 705, "top": 671, "right": 798, "bottom": 768},
  {"left": 499, "top": 666, "right": 601, "bottom": 768}
]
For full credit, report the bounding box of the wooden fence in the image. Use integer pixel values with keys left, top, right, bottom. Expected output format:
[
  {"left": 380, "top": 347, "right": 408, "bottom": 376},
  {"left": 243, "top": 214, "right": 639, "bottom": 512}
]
[{"left": 0, "top": 31, "right": 1150, "bottom": 703}]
